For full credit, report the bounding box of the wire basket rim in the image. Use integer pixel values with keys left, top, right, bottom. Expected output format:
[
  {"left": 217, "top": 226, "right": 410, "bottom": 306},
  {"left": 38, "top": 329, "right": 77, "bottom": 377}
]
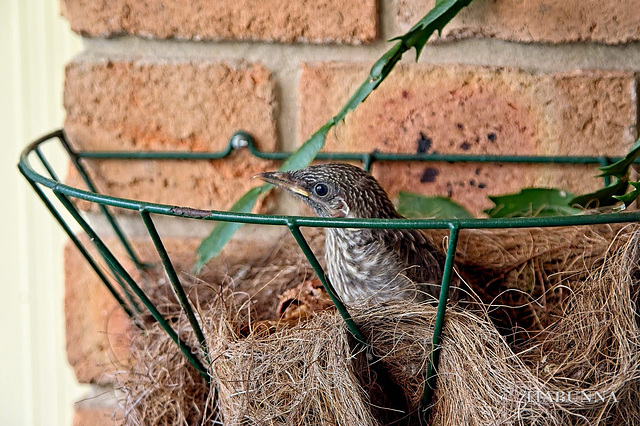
[
  {"left": 19, "top": 129, "right": 640, "bottom": 230},
  {"left": 18, "top": 128, "right": 640, "bottom": 419}
]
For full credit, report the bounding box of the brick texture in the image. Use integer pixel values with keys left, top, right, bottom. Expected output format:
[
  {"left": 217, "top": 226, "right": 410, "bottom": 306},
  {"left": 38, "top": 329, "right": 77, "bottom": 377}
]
[
  {"left": 65, "top": 240, "right": 134, "bottom": 384},
  {"left": 397, "top": 0, "right": 640, "bottom": 44},
  {"left": 73, "top": 407, "right": 122, "bottom": 426},
  {"left": 61, "top": 0, "right": 378, "bottom": 44},
  {"left": 64, "top": 58, "right": 277, "bottom": 212},
  {"left": 299, "top": 63, "right": 637, "bottom": 215}
]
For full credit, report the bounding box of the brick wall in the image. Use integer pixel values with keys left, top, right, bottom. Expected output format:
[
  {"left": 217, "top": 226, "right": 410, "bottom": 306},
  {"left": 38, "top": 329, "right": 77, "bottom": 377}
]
[{"left": 61, "top": 1, "right": 640, "bottom": 422}]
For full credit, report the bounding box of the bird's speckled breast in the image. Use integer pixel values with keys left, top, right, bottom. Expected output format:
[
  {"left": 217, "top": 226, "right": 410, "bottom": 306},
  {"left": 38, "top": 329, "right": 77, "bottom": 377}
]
[{"left": 324, "top": 228, "right": 420, "bottom": 304}]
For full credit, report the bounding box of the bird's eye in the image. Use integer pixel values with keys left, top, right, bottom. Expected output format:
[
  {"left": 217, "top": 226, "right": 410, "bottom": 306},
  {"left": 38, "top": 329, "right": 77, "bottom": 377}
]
[{"left": 314, "top": 183, "right": 329, "bottom": 197}]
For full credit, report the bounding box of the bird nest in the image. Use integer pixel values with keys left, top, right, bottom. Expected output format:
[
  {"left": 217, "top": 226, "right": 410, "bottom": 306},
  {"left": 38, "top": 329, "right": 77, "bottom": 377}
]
[{"left": 116, "top": 224, "right": 640, "bottom": 425}]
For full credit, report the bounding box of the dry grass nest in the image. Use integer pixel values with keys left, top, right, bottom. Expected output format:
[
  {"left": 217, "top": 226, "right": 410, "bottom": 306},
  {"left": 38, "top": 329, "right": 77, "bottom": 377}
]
[{"left": 116, "top": 224, "right": 640, "bottom": 425}]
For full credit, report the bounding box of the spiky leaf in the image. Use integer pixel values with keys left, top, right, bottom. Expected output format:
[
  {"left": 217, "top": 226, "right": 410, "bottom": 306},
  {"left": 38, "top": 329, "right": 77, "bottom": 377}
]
[
  {"left": 196, "top": 0, "right": 474, "bottom": 264},
  {"left": 598, "top": 137, "right": 640, "bottom": 179},
  {"left": 194, "top": 186, "right": 265, "bottom": 272},
  {"left": 485, "top": 188, "right": 581, "bottom": 218},
  {"left": 570, "top": 178, "right": 630, "bottom": 208},
  {"left": 278, "top": 125, "right": 330, "bottom": 173},
  {"left": 397, "top": 192, "right": 473, "bottom": 219},
  {"left": 393, "top": 0, "right": 473, "bottom": 58},
  {"left": 614, "top": 181, "right": 640, "bottom": 208}
]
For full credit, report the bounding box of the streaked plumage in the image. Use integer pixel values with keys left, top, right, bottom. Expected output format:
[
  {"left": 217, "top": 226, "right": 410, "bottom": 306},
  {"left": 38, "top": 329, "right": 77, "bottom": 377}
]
[{"left": 256, "top": 163, "right": 448, "bottom": 304}]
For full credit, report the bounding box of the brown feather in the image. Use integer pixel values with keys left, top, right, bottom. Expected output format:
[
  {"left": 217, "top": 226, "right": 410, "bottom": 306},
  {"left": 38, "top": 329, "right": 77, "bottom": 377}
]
[{"left": 258, "top": 163, "right": 456, "bottom": 304}]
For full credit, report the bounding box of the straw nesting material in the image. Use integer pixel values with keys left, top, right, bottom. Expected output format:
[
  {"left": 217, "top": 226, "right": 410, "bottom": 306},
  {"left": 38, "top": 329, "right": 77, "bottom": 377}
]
[{"left": 117, "top": 224, "right": 639, "bottom": 425}]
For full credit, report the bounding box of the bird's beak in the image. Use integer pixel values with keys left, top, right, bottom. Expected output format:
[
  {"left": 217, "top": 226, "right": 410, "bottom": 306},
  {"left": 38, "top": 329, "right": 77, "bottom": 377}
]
[{"left": 254, "top": 172, "right": 310, "bottom": 197}]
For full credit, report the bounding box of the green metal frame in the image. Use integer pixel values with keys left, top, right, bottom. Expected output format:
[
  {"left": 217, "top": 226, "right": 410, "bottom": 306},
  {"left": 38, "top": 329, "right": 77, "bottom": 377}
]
[{"left": 18, "top": 129, "right": 640, "bottom": 421}]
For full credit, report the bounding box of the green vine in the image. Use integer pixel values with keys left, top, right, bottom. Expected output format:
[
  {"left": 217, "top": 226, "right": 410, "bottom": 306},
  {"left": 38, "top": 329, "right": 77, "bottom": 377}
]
[
  {"left": 571, "top": 137, "right": 640, "bottom": 208},
  {"left": 196, "top": 0, "right": 639, "bottom": 269},
  {"left": 195, "top": 0, "right": 474, "bottom": 271}
]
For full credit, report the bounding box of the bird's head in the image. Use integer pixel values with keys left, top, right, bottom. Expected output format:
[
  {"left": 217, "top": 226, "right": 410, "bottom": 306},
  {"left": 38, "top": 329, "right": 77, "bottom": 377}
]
[{"left": 255, "top": 163, "right": 399, "bottom": 218}]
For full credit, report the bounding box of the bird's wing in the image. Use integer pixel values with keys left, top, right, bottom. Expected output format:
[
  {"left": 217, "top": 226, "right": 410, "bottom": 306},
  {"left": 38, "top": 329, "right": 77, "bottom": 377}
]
[{"left": 377, "top": 228, "right": 446, "bottom": 284}]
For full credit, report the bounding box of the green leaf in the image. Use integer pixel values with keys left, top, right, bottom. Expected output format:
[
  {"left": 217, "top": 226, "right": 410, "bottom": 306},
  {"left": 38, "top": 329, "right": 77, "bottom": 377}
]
[
  {"left": 485, "top": 188, "right": 582, "bottom": 218},
  {"left": 327, "top": 0, "right": 472, "bottom": 126},
  {"left": 196, "top": 124, "right": 329, "bottom": 268},
  {"left": 393, "top": 0, "right": 473, "bottom": 58},
  {"left": 614, "top": 181, "right": 640, "bottom": 208},
  {"left": 397, "top": 192, "right": 473, "bottom": 219},
  {"left": 569, "top": 178, "right": 629, "bottom": 208},
  {"left": 195, "top": 124, "right": 329, "bottom": 268},
  {"left": 194, "top": 0, "right": 474, "bottom": 264},
  {"left": 333, "top": 43, "right": 405, "bottom": 124},
  {"left": 598, "top": 137, "right": 640, "bottom": 179},
  {"left": 278, "top": 125, "right": 330, "bottom": 173},
  {"left": 194, "top": 186, "right": 265, "bottom": 272}
]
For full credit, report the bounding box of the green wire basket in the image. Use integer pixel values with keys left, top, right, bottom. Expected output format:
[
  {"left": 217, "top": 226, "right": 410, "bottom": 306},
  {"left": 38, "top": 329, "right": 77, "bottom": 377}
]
[{"left": 18, "top": 129, "right": 640, "bottom": 420}]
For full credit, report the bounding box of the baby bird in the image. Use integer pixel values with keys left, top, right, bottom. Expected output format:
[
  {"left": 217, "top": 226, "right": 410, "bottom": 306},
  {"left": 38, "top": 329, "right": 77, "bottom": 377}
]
[{"left": 256, "top": 163, "right": 449, "bottom": 305}]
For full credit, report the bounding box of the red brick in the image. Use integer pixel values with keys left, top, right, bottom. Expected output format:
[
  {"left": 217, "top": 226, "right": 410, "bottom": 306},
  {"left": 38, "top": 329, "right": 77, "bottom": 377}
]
[
  {"left": 64, "top": 58, "right": 277, "bottom": 212},
  {"left": 73, "top": 407, "right": 122, "bottom": 426},
  {"left": 61, "top": 0, "right": 378, "bottom": 44},
  {"left": 397, "top": 0, "right": 640, "bottom": 44},
  {"left": 299, "top": 63, "right": 637, "bottom": 215},
  {"left": 65, "top": 240, "right": 134, "bottom": 384}
]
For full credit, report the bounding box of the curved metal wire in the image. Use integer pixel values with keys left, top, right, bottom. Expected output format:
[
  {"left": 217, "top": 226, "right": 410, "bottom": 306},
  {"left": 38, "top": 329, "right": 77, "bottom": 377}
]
[
  {"left": 18, "top": 129, "right": 640, "bottom": 420},
  {"left": 20, "top": 133, "right": 640, "bottom": 229}
]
